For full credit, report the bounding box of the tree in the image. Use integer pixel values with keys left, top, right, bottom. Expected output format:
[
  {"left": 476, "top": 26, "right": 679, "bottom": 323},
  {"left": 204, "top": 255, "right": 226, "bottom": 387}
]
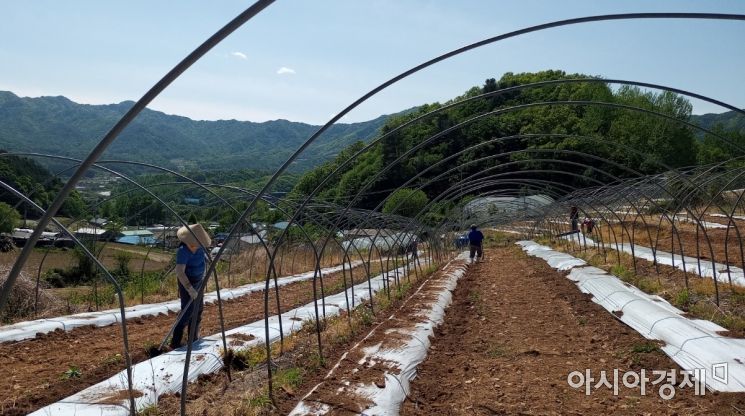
[
  {"left": 383, "top": 188, "right": 429, "bottom": 218},
  {"left": 187, "top": 212, "right": 199, "bottom": 225},
  {"left": 294, "top": 70, "right": 705, "bottom": 208},
  {"left": 698, "top": 125, "right": 745, "bottom": 166},
  {"left": 0, "top": 202, "right": 20, "bottom": 233}
]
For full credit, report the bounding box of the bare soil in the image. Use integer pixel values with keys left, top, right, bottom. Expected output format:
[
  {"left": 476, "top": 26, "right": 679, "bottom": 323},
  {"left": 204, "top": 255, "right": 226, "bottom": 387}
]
[
  {"left": 0, "top": 262, "right": 386, "bottom": 415},
  {"left": 151, "top": 261, "right": 435, "bottom": 416},
  {"left": 101, "top": 246, "right": 745, "bottom": 415},
  {"left": 400, "top": 247, "right": 745, "bottom": 415},
  {"left": 558, "top": 241, "right": 745, "bottom": 338},
  {"left": 280, "top": 260, "right": 467, "bottom": 414},
  {"left": 598, "top": 220, "right": 745, "bottom": 269}
]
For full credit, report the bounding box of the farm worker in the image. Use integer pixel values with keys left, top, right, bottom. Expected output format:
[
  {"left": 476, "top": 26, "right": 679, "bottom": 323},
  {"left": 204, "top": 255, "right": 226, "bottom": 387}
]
[
  {"left": 570, "top": 206, "right": 579, "bottom": 232},
  {"left": 468, "top": 224, "right": 484, "bottom": 263},
  {"left": 170, "top": 223, "right": 211, "bottom": 349},
  {"left": 582, "top": 217, "right": 596, "bottom": 234}
]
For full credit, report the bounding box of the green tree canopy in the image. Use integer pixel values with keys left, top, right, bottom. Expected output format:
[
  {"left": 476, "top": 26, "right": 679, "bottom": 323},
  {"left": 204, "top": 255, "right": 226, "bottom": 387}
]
[
  {"left": 0, "top": 154, "right": 86, "bottom": 218},
  {"left": 295, "top": 70, "right": 707, "bottom": 210},
  {"left": 382, "top": 188, "right": 429, "bottom": 218},
  {"left": 0, "top": 202, "right": 20, "bottom": 233}
]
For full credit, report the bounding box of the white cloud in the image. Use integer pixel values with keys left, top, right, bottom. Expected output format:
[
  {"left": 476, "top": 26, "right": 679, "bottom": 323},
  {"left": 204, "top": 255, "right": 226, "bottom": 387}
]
[
  {"left": 230, "top": 51, "right": 247, "bottom": 60},
  {"left": 276, "top": 66, "right": 296, "bottom": 75}
]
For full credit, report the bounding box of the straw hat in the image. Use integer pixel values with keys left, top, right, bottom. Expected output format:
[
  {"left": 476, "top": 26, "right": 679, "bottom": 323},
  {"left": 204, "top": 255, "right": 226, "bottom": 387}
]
[{"left": 177, "top": 223, "right": 212, "bottom": 248}]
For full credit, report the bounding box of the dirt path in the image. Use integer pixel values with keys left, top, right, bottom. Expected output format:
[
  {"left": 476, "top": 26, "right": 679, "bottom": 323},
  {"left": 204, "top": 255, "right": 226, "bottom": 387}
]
[
  {"left": 107, "top": 245, "right": 172, "bottom": 262},
  {"left": 400, "top": 246, "right": 745, "bottom": 415},
  {"left": 0, "top": 263, "right": 385, "bottom": 415}
]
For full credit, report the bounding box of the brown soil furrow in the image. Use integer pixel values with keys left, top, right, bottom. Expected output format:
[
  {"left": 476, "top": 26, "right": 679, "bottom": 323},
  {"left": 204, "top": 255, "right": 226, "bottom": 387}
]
[
  {"left": 400, "top": 247, "right": 745, "bottom": 415},
  {"left": 289, "top": 260, "right": 466, "bottom": 413},
  {"left": 0, "top": 262, "right": 386, "bottom": 415}
]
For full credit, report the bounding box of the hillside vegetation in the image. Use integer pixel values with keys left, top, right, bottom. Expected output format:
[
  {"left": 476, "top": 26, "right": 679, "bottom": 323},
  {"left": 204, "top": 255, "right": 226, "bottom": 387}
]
[
  {"left": 0, "top": 153, "right": 85, "bottom": 219},
  {"left": 294, "top": 70, "right": 745, "bottom": 211},
  {"left": 0, "top": 91, "right": 391, "bottom": 173}
]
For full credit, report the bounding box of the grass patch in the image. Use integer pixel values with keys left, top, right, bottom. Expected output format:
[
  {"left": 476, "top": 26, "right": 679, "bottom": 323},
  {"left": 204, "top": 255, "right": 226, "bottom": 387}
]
[
  {"left": 469, "top": 288, "right": 486, "bottom": 315},
  {"left": 274, "top": 367, "right": 303, "bottom": 391},
  {"left": 729, "top": 289, "right": 745, "bottom": 306},
  {"left": 137, "top": 404, "right": 160, "bottom": 416},
  {"left": 61, "top": 365, "right": 82, "bottom": 379},
  {"left": 673, "top": 288, "right": 691, "bottom": 308},
  {"left": 103, "top": 353, "right": 123, "bottom": 366},
  {"left": 629, "top": 341, "right": 663, "bottom": 366},
  {"left": 483, "top": 230, "right": 514, "bottom": 248},
  {"left": 631, "top": 342, "right": 659, "bottom": 354},
  {"left": 487, "top": 344, "right": 510, "bottom": 358}
]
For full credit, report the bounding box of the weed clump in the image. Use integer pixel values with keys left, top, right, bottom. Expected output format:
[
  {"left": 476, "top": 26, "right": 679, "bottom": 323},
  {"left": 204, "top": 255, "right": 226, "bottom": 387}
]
[{"left": 0, "top": 265, "right": 60, "bottom": 322}]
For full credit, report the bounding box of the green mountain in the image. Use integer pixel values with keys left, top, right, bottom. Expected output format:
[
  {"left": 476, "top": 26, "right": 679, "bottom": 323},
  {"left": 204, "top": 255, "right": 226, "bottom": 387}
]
[
  {"left": 690, "top": 110, "right": 745, "bottom": 136},
  {"left": 0, "top": 91, "right": 392, "bottom": 173}
]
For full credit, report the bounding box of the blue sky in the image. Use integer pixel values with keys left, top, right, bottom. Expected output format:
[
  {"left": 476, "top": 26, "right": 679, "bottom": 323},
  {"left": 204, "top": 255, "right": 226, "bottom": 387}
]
[{"left": 1, "top": 1, "right": 744, "bottom": 124}]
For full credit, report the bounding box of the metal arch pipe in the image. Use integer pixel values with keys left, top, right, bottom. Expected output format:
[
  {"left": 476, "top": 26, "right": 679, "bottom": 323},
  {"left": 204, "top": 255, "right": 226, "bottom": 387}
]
[
  {"left": 411, "top": 164, "right": 649, "bottom": 259},
  {"left": 259, "top": 66, "right": 745, "bottom": 259},
  {"left": 372, "top": 163, "right": 620, "bottom": 264},
  {"left": 280, "top": 92, "right": 739, "bottom": 259},
  {"left": 338, "top": 154, "right": 646, "bottom": 272},
  {"left": 663, "top": 169, "right": 730, "bottom": 301},
  {"left": 261, "top": 13, "right": 745, "bottom": 213},
  {"left": 0, "top": 154, "right": 274, "bottom": 406},
  {"left": 0, "top": 0, "right": 276, "bottom": 324},
  {"left": 198, "top": 13, "right": 745, "bottom": 353},
  {"left": 386, "top": 132, "right": 712, "bottom": 268},
  {"left": 0, "top": 155, "right": 232, "bottom": 324},
  {"left": 408, "top": 152, "right": 664, "bottom": 229},
  {"left": 0, "top": 153, "right": 233, "bottom": 254},
  {"left": 688, "top": 168, "right": 745, "bottom": 278},
  {"left": 1, "top": 13, "right": 744, "bottom": 412},
  {"left": 0, "top": 179, "right": 139, "bottom": 413},
  {"left": 288, "top": 100, "right": 720, "bottom": 264},
  {"left": 285, "top": 129, "right": 663, "bottom": 301}
]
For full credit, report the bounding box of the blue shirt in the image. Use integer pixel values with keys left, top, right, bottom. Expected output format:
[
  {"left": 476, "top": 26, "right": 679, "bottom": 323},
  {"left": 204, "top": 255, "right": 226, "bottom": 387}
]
[
  {"left": 176, "top": 244, "right": 206, "bottom": 281},
  {"left": 468, "top": 230, "right": 484, "bottom": 246}
]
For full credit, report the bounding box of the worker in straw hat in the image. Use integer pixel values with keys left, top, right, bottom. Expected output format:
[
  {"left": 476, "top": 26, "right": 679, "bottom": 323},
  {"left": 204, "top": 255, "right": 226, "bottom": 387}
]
[{"left": 170, "top": 223, "right": 212, "bottom": 349}]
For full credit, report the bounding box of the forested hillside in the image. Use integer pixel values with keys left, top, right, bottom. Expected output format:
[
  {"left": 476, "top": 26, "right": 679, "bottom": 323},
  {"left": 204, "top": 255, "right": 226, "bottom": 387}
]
[
  {"left": 691, "top": 111, "right": 745, "bottom": 136},
  {"left": 0, "top": 91, "right": 391, "bottom": 173},
  {"left": 294, "top": 70, "right": 745, "bottom": 210},
  {"left": 0, "top": 153, "right": 85, "bottom": 218},
  {"left": 94, "top": 169, "right": 298, "bottom": 227}
]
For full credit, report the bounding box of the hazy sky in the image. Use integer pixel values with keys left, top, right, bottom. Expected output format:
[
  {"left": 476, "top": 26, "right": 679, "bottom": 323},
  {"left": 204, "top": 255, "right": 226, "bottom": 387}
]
[{"left": 1, "top": 1, "right": 744, "bottom": 124}]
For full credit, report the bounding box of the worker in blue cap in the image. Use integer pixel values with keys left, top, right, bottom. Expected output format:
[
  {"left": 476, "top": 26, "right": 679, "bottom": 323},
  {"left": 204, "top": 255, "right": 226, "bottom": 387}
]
[{"left": 468, "top": 224, "right": 484, "bottom": 263}]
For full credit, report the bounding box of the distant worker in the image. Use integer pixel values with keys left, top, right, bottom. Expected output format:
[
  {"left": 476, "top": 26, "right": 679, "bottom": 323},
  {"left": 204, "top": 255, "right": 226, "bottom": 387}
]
[
  {"left": 468, "top": 224, "right": 484, "bottom": 263},
  {"left": 582, "top": 217, "right": 596, "bottom": 234},
  {"left": 570, "top": 206, "right": 579, "bottom": 232},
  {"left": 170, "top": 223, "right": 211, "bottom": 349}
]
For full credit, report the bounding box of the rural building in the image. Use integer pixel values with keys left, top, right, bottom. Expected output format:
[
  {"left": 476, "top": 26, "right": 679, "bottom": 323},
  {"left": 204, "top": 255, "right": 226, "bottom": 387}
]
[
  {"left": 74, "top": 227, "right": 112, "bottom": 241},
  {"left": 116, "top": 229, "right": 157, "bottom": 246}
]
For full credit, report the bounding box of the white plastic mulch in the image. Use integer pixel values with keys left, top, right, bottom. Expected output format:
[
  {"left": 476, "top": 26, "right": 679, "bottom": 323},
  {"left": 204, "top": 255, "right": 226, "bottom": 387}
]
[
  {"left": 289, "top": 252, "right": 470, "bottom": 416},
  {"left": 563, "top": 234, "right": 745, "bottom": 287},
  {"left": 29, "top": 259, "right": 419, "bottom": 416},
  {"left": 517, "top": 240, "right": 745, "bottom": 393},
  {"left": 0, "top": 261, "right": 363, "bottom": 343}
]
